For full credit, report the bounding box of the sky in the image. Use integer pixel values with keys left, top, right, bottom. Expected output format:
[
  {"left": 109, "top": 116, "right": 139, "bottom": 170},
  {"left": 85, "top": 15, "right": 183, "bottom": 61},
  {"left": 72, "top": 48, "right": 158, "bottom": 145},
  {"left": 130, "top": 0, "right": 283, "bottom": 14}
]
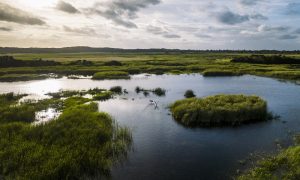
[{"left": 0, "top": 0, "right": 299, "bottom": 50}]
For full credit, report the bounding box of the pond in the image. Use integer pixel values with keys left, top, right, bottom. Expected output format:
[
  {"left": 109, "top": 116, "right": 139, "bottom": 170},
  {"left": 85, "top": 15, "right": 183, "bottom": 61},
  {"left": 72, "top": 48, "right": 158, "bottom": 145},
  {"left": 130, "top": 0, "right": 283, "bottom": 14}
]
[{"left": 1, "top": 74, "right": 300, "bottom": 179}]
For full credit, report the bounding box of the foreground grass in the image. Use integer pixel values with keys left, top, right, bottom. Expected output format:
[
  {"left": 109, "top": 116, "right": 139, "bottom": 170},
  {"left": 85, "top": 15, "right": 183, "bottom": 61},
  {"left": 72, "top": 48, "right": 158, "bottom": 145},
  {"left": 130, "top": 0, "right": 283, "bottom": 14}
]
[
  {"left": 238, "top": 135, "right": 300, "bottom": 180},
  {"left": 170, "top": 94, "right": 268, "bottom": 127},
  {"left": 0, "top": 93, "right": 132, "bottom": 179}
]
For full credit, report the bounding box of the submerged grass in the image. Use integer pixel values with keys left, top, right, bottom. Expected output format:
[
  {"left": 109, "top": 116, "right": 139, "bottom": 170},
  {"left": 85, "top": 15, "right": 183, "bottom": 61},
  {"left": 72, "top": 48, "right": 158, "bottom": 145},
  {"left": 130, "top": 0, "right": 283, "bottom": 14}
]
[
  {"left": 0, "top": 94, "right": 132, "bottom": 179},
  {"left": 170, "top": 94, "right": 268, "bottom": 127}
]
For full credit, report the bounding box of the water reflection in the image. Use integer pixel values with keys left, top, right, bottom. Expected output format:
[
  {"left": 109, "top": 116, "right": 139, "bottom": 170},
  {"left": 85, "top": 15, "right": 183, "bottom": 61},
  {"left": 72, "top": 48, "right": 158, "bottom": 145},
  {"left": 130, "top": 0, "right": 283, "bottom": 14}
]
[{"left": 0, "top": 74, "right": 300, "bottom": 179}]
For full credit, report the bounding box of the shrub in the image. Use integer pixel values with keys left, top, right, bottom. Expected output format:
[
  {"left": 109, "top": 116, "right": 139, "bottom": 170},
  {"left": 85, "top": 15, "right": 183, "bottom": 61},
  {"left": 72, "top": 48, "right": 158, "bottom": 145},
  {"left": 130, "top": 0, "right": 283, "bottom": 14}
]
[
  {"left": 184, "top": 90, "right": 196, "bottom": 98},
  {"left": 170, "top": 94, "right": 268, "bottom": 127},
  {"left": 92, "top": 71, "right": 130, "bottom": 80}
]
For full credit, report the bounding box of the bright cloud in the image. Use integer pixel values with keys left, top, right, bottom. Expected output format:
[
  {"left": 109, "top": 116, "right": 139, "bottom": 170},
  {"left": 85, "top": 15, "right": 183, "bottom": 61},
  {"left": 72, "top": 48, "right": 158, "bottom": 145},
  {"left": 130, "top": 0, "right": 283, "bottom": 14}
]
[{"left": 0, "top": 0, "right": 299, "bottom": 50}]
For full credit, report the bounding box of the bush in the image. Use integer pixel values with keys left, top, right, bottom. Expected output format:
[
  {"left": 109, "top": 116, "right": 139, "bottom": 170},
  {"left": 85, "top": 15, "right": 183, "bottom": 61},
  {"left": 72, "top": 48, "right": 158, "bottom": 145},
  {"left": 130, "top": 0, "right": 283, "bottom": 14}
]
[
  {"left": 104, "top": 60, "right": 122, "bottom": 66},
  {"left": 184, "top": 90, "right": 196, "bottom": 98},
  {"left": 170, "top": 94, "right": 268, "bottom": 127},
  {"left": 0, "top": 103, "right": 132, "bottom": 179},
  {"left": 92, "top": 71, "right": 130, "bottom": 80}
]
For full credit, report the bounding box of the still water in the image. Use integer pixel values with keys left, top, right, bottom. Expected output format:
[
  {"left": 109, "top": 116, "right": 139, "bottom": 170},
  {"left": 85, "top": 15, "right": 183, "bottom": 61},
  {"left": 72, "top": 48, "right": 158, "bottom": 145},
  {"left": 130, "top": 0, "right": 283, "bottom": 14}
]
[{"left": 1, "top": 74, "right": 300, "bottom": 179}]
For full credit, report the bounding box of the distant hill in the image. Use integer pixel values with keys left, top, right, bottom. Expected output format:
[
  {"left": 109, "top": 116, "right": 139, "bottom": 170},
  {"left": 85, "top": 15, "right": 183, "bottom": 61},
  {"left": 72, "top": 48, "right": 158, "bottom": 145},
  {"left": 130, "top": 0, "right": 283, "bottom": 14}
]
[{"left": 0, "top": 46, "right": 300, "bottom": 54}]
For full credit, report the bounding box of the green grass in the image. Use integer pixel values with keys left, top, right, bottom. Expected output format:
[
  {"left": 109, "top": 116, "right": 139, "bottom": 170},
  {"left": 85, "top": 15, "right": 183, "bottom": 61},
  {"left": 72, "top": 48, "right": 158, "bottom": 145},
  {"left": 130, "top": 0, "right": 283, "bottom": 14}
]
[
  {"left": 0, "top": 53, "right": 299, "bottom": 82},
  {"left": 170, "top": 94, "right": 268, "bottom": 127},
  {"left": 0, "top": 74, "right": 50, "bottom": 82},
  {"left": 93, "top": 91, "right": 113, "bottom": 101},
  {"left": 92, "top": 71, "right": 130, "bottom": 80},
  {"left": 238, "top": 136, "right": 300, "bottom": 180},
  {"left": 0, "top": 94, "right": 132, "bottom": 179}
]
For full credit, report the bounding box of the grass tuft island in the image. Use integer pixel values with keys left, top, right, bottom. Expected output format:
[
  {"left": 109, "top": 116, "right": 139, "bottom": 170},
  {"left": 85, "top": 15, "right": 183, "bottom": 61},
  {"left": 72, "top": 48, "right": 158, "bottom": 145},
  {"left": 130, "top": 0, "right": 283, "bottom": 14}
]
[
  {"left": 92, "top": 71, "right": 130, "bottom": 80},
  {"left": 170, "top": 94, "right": 268, "bottom": 127}
]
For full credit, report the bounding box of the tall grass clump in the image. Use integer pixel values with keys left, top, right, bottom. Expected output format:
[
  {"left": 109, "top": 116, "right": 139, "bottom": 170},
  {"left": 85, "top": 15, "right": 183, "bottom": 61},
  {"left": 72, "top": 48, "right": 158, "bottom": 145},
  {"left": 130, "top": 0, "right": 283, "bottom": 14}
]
[
  {"left": 184, "top": 90, "right": 196, "bottom": 98},
  {"left": 93, "top": 91, "right": 113, "bottom": 101},
  {"left": 0, "top": 102, "right": 132, "bottom": 179},
  {"left": 170, "top": 94, "right": 268, "bottom": 127},
  {"left": 110, "top": 86, "right": 123, "bottom": 94},
  {"left": 92, "top": 71, "right": 129, "bottom": 80}
]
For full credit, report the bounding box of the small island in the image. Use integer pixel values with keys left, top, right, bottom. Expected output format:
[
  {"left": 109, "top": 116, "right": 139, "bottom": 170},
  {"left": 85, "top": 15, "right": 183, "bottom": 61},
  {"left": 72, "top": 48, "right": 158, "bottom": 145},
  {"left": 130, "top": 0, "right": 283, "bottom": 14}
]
[{"left": 170, "top": 94, "right": 268, "bottom": 127}]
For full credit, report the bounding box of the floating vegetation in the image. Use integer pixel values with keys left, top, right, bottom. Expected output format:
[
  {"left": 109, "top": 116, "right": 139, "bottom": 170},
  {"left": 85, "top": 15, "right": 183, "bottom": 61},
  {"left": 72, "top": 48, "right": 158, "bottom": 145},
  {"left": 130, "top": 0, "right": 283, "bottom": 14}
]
[
  {"left": 170, "top": 94, "right": 268, "bottom": 127},
  {"left": 92, "top": 71, "right": 130, "bottom": 80},
  {"left": 153, "top": 88, "right": 166, "bottom": 96},
  {"left": 135, "top": 86, "right": 166, "bottom": 97},
  {"left": 184, "top": 90, "right": 196, "bottom": 98},
  {"left": 110, "top": 86, "right": 123, "bottom": 94}
]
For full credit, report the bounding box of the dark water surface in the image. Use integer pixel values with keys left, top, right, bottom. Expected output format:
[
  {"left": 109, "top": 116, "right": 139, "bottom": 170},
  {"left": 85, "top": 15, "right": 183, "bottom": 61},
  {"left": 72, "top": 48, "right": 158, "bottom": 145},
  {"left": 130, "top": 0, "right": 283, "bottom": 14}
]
[{"left": 1, "top": 74, "right": 300, "bottom": 179}]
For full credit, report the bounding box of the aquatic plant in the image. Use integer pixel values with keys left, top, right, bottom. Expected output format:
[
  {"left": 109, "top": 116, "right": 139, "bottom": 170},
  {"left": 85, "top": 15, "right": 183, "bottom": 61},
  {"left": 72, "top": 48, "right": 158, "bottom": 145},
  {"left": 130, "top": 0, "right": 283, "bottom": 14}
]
[
  {"left": 93, "top": 91, "right": 113, "bottom": 101},
  {"left": 153, "top": 88, "right": 166, "bottom": 96},
  {"left": 184, "top": 90, "right": 196, "bottom": 98},
  {"left": 170, "top": 94, "right": 268, "bottom": 127},
  {"left": 110, "top": 86, "right": 123, "bottom": 94},
  {"left": 0, "top": 102, "right": 132, "bottom": 179},
  {"left": 92, "top": 71, "right": 130, "bottom": 80}
]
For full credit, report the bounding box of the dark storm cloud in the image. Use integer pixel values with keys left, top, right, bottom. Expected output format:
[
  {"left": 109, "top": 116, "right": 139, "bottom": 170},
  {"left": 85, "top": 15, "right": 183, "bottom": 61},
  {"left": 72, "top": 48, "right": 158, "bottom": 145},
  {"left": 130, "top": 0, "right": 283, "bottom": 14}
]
[
  {"left": 239, "top": 0, "right": 260, "bottom": 6},
  {"left": 56, "top": 1, "right": 80, "bottom": 14},
  {"left": 0, "top": 27, "right": 12, "bottom": 31},
  {"left": 278, "top": 34, "right": 298, "bottom": 40},
  {"left": 0, "top": 3, "right": 45, "bottom": 25},
  {"left": 147, "top": 25, "right": 181, "bottom": 39},
  {"left": 85, "top": 0, "right": 161, "bottom": 28},
  {"left": 216, "top": 11, "right": 249, "bottom": 25}
]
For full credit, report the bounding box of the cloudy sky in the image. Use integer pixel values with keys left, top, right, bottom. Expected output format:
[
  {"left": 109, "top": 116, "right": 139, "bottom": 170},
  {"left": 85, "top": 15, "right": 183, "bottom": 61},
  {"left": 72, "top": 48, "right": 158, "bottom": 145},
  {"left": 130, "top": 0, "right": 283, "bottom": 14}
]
[{"left": 0, "top": 0, "right": 299, "bottom": 49}]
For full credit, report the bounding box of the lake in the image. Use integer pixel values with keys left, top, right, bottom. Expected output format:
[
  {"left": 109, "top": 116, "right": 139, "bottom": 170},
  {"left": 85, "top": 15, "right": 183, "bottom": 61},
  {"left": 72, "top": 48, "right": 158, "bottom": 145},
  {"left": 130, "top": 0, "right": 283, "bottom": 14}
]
[{"left": 1, "top": 74, "right": 300, "bottom": 179}]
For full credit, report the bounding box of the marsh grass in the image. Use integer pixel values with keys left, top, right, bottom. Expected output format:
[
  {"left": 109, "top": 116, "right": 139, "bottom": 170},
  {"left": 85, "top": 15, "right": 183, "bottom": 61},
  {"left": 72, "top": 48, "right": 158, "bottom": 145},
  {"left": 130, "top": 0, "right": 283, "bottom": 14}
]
[
  {"left": 238, "top": 135, "right": 300, "bottom": 180},
  {"left": 92, "top": 71, "right": 130, "bottom": 80},
  {"left": 184, "top": 90, "right": 196, "bottom": 98},
  {"left": 135, "top": 86, "right": 166, "bottom": 96},
  {"left": 0, "top": 102, "right": 132, "bottom": 179},
  {"left": 93, "top": 91, "right": 113, "bottom": 101},
  {"left": 110, "top": 86, "right": 123, "bottom": 94},
  {"left": 170, "top": 94, "right": 268, "bottom": 127}
]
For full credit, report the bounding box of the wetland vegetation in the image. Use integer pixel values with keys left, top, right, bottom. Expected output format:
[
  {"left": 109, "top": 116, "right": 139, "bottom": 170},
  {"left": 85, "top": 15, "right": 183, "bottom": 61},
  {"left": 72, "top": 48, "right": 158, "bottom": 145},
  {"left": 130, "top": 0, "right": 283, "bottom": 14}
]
[
  {"left": 170, "top": 94, "right": 268, "bottom": 127},
  {"left": 0, "top": 93, "right": 132, "bottom": 179},
  {"left": 0, "top": 50, "right": 299, "bottom": 179}
]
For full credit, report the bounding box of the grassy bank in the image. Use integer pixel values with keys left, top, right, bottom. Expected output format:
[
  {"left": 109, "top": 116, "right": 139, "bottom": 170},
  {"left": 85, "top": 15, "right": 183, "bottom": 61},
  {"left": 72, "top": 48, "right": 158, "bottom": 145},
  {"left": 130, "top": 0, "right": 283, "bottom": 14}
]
[
  {"left": 0, "top": 93, "right": 132, "bottom": 179},
  {"left": 238, "top": 135, "right": 300, "bottom": 179},
  {"left": 170, "top": 94, "right": 268, "bottom": 127}
]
